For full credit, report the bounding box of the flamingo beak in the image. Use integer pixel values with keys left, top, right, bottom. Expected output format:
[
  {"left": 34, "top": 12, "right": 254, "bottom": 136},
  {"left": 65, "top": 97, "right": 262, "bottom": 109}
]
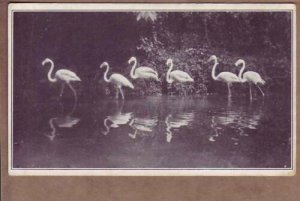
[
  {"left": 42, "top": 59, "right": 48, "bottom": 66},
  {"left": 208, "top": 57, "right": 214, "bottom": 62}
]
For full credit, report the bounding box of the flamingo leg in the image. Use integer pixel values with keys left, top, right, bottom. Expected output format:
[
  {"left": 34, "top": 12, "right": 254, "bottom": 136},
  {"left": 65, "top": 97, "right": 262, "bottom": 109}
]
[
  {"left": 59, "top": 83, "right": 65, "bottom": 97},
  {"left": 115, "top": 87, "right": 119, "bottom": 99},
  {"left": 144, "top": 80, "right": 148, "bottom": 96},
  {"left": 67, "top": 83, "right": 78, "bottom": 114},
  {"left": 119, "top": 87, "right": 125, "bottom": 100},
  {"left": 227, "top": 83, "right": 232, "bottom": 97},
  {"left": 155, "top": 74, "right": 159, "bottom": 81},
  {"left": 128, "top": 130, "right": 137, "bottom": 139},
  {"left": 256, "top": 85, "right": 265, "bottom": 97},
  {"left": 227, "top": 96, "right": 232, "bottom": 106},
  {"left": 249, "top": 83, "right": 253, "bottom": 101}
]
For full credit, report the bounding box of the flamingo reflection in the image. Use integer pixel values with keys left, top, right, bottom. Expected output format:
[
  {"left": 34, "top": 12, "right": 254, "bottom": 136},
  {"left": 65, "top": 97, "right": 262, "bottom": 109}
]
[
  {"left": 45, "top": 116, "right": 80, "bottom": 141},
  {"left": 102, "top": 101, "right": 133, "bottom": 135},
  {"left": 165, "top": 112, "right": 194, "bottom": 143},
  {"left": 128, "top": 117, "right": 158, "bottom": 139},
  {"left": 209, "top": 101, "right": 263, "bottom": 143}
]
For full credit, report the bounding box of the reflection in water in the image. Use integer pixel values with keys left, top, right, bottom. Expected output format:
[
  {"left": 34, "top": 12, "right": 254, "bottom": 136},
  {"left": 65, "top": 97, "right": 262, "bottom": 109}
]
[
  {"left": 128, "top": 117, "right": 158, "bottom": 139},
  {"left": 102, "top": 101, "right": 133, "bottom": 135},
  {"left": 165, "top": 112, "right": 195, "bottom": 143},
  {"left": 209, "top": 100, "right": 263, "bottom": 143},
  {"left": 14, "top": 95, "right": 291, "bottom": 168},
  {"left": 102, "top": 112, "right": 133, "bottom": 135},
  {"left": 45, "top": 116, "right": 80, "bottom": 141}
]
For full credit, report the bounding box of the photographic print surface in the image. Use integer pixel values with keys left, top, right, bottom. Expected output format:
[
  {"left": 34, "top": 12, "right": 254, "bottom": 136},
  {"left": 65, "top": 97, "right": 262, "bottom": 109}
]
[{"left": 8, "top": 4, "right": 296, "bottom": 176}]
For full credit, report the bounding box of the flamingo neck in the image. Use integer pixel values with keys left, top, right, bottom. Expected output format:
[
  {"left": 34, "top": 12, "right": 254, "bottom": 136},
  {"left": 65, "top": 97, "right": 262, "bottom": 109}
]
[
  {"left": 129, "top": 119, "right": 135, "bottom": 127},
  {"left": 103, "top": 118, "right": 110, "bottom": 135},
  {"left": 238, "top": 60, "right": 246, "bottom": 82},
  {"left": 47, "top": 60, "right": 57, "bottom": 82},
  {"left": 49, "top": 118, "right": 56, "bottom": 136},
  {"left": 130, "top": 58, "right": 138, "bottom": 79},
  {"left": 103, "top": 64, "right": 110, "bottom": 83},
  {"left": 211, "top": 58, "right": 218, "bottom": 81},
  {"left": 166, "top": 62, "right": 173, "bottom": 83}
]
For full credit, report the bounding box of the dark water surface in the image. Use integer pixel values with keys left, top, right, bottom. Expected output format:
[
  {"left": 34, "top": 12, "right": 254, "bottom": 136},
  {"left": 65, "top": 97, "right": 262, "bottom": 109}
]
[{"left": 13, "top": 95, "right": 291, "bottom": 169}]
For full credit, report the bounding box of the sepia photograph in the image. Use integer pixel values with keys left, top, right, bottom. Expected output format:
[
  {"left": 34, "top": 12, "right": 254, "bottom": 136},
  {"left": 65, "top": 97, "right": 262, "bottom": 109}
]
[{"left": 8, "top": 3, "right": 296, "bottom": 176}]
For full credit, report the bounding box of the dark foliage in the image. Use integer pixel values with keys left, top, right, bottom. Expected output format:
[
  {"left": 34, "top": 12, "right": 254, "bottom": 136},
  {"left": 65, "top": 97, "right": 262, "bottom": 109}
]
[{"left": 13, "top": 11, "right": 292, "bottom": 107}]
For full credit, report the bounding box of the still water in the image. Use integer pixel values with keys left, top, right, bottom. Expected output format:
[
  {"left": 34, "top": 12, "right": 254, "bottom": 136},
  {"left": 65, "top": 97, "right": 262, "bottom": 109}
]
[{"left": 13, "top": 95, "right": 291, "bottom": 169}]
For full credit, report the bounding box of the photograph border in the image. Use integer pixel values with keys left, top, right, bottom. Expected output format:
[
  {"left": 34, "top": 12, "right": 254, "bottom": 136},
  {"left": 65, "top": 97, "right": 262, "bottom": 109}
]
[{"left": 8, "top": 3, "right": 296, "bottom": 176}]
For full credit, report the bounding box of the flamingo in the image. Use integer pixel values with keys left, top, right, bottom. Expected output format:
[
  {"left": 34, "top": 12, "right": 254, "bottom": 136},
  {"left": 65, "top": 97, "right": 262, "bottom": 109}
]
[
  {"left": 129, "top": 57, "right": 159, "bottom": 81},
  {"left": 42, "top": 58, "right": 81, "bottom": 101},
  {"left": 208, "top": 55, "right": 240, "bottom": 97},
  {"left": 166, "top": 59, "right": 194, "bottom": 84},
  {"left": 100, "top": 62, "right": 134, "bottom": 99},
  {"left": 235, "top": 59, "right": 266, "bottom": 100}
]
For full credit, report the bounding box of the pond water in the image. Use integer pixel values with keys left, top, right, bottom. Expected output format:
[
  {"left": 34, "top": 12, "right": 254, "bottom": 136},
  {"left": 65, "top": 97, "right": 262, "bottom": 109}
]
[{"left": 13, "top": 95, "right": 291, "bottom": 169}]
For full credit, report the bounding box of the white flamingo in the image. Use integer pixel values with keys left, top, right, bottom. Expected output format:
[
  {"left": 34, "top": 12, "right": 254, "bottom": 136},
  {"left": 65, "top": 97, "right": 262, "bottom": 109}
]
[
  {"left": 235, "top": 59, "right": 266, "bottom": 100},
  {"left": 129, "top": 57, "right": 159, "bottom": 81},
  {"left": 208, "top": 55, "right": 240, "bottom": 97},
  {"left": 100, "top": 62, "right": 134, "bottom": 99},
  {"left": 166, "top": 59, "right": 194, "bottom": 84},
  {"left": 42, "top": 58, "right": 81, "bottom": 101}
]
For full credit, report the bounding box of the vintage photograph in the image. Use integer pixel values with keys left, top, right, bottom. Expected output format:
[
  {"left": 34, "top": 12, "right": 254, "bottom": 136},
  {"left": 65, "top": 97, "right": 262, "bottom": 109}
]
[{"left": 8, "top": 4, "right": 295, "bottom": 175}]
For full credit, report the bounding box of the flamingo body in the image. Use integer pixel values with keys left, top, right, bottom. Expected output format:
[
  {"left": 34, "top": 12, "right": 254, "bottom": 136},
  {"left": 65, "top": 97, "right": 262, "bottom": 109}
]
[
  {"left": 129, "top": 57, "right": 159, "bottom": 81},
  {"left": 134, "top": 67, "right": 159, "bottom": 80},
  {"left": 166, "top": 59, "right": 194, "bottom": 84},
  {"left": 55, "top": 69, "right": 81, "bottom": 83},
  {"left": 169, "top": 70, "right": 194, "bottom": 83},
  {"left": 214, "top": 72, "right": 240, "bottom": 83},
  {"left": 109, "top": 74, "right": 134, "bottom": 89},
  {"left": 242, "top": 71, "right": 265, "bottom": 85}
]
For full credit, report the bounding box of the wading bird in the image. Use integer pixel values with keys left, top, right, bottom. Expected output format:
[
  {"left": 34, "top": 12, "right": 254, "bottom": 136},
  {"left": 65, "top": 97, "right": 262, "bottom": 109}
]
[
  {"left": 208, "top": 55, "right": 240, "bottom": 97},
  {"left": 235, "top": 59, "right": 266, "bottom": 100},
  {"left": 42, "top": 58, "right": 81, "bottom": 101},
  {"left": 100, "top": 62, "right": 134, "bottom": 99},
  {"left": 166, "top": 58, "right": 194, "bottom": 84},
  {"left": 129, "top": 57, "right": 159, "bottom": 81}
]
